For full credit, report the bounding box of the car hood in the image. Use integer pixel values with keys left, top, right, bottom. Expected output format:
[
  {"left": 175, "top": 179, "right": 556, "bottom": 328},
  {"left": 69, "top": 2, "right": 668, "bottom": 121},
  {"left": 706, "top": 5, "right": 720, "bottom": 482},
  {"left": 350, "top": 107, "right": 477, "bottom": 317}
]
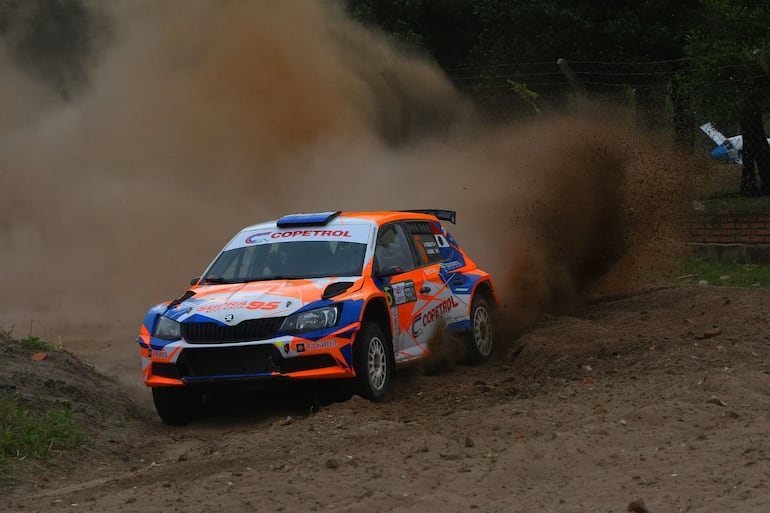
[{"left": 162, "top": 277, "right": 363, "bottom": 324}]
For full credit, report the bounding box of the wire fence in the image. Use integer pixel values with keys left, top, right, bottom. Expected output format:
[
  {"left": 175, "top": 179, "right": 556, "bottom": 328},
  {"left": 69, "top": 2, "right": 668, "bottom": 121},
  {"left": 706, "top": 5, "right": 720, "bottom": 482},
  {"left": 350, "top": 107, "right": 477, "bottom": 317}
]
[{"left": 446, "top": 57, "right": 769, "bottom": 139}]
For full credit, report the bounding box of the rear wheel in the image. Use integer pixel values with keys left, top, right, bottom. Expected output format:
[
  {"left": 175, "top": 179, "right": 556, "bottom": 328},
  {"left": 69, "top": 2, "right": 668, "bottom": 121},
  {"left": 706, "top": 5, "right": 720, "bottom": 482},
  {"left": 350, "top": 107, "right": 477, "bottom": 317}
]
[
  {"left": 353, "top": 323, "right": 392, "bottom": 401},
  {"left": 465, "top": 294, "right": 494, "bottom": 364},
  {"left": 151, "top": 386, "right": 203, "bottom": 425}
]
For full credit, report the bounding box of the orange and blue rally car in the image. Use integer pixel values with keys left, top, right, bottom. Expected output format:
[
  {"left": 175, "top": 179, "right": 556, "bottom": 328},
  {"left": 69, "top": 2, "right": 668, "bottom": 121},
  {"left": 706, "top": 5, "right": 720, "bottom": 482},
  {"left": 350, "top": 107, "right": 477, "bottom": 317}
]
[{"left": 137, "top": 210, "right": 498, "bottom": 424}]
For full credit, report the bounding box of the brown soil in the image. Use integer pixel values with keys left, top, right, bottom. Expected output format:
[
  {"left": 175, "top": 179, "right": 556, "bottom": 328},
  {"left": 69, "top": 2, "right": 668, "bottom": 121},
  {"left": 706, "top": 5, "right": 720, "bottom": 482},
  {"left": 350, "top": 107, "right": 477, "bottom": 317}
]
[{"left": 3, "top": 285, "right": 770, "bottom": 513}]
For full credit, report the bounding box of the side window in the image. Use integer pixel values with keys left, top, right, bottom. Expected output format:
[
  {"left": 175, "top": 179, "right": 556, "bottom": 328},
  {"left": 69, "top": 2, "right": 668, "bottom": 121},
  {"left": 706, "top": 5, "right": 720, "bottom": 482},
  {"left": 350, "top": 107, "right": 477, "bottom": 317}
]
[
  {"left": 375, "top": 224, "right": 416, "bottom": 273},
  {"left": 404, "top": 222, "right": 443, "bottom": 265}
]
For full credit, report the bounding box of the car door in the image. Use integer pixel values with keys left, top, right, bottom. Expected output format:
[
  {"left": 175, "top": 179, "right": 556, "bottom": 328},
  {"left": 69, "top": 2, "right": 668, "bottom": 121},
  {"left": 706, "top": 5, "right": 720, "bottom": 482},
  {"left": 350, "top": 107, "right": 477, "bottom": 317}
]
[
  {"left": 373, "top": 223, "right": 428, "bottom": 362},
  {"left": 401, "top": 221, "right": 463, "bottom": 352}
]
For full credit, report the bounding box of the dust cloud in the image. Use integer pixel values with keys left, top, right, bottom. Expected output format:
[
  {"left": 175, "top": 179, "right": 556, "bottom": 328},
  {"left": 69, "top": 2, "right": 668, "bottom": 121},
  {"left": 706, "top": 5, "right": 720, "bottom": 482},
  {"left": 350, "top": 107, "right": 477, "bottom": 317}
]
[{"left": 0, "top": 0, "right": 692, "bottom": 376}]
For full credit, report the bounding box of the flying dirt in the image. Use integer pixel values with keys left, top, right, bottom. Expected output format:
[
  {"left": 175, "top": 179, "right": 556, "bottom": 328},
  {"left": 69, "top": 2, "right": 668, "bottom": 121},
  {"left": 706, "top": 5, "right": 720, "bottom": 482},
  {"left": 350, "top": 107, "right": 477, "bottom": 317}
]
[{"left": 0, "top": 0, "right": 691, "bottom": 355}]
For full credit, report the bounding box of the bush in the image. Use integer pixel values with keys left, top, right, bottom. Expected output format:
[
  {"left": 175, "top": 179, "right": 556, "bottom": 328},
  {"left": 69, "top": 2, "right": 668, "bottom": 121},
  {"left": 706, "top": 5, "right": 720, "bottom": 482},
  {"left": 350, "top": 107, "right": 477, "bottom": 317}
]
[{"left": 19, "top": 336, "right": 53, "bottom": 351}]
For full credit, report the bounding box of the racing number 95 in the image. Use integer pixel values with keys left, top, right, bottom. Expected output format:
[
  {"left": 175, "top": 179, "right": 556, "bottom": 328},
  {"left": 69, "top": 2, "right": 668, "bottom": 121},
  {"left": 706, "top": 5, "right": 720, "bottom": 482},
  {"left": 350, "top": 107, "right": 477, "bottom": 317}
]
[{"left": 246, "top": 301, "right": 280, "bottom": 310}]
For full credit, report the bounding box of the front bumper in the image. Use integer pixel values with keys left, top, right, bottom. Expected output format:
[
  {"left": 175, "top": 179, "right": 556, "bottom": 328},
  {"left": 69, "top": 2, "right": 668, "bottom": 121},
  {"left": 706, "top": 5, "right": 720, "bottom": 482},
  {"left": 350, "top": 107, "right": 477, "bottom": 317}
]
[{"left": 139, "top": 324, "right": 359, "bottom": 386}]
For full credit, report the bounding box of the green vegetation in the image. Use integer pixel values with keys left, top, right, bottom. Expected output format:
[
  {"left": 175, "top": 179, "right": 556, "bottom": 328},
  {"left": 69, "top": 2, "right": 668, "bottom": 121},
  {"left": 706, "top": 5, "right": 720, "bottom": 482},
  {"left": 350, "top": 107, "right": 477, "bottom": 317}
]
[
  {"left": 19, "top": 336, "right": 54, "bottom": 352},
  {"left": 0, "top": 392, "right": 84, "bottom": 466},
  {"left": 672, "top": 258, "right": 770, "bottom": 288},
  {"left": 702, "top": 193, "right": 770, "bottom": 211},
  {"left": 508, "top": 81, "right": 541, "bottom": 116},
  {"left": 347, "top": 0, "right": 770, "bottom": 151}
]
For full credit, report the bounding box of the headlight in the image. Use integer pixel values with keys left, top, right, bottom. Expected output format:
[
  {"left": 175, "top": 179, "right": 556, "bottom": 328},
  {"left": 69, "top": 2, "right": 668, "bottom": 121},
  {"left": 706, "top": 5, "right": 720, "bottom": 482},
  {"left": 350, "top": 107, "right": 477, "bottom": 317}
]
[
  {"left": 281, "top": 305, "right": 340, "bottom": 333},
  {"left": 154, "top": 316, "right": 181, "bottom": 341}
]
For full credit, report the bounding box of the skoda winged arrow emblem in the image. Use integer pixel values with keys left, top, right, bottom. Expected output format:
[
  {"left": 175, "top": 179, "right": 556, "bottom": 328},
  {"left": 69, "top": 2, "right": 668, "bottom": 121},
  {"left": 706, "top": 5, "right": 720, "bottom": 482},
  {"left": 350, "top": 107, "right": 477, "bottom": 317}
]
[{"left": 224, "top": 314, "right": 234, "bottom": 323}]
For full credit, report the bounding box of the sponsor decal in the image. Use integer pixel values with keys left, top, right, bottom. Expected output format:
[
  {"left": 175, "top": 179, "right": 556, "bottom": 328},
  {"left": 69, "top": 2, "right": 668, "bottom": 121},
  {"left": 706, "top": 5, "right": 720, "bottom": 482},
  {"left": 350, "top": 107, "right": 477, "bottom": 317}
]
[
  {"left": 272, "top": 230, "right": 350, "bottom": 239},
  {"left": 434, "top": 234, "right": 449, "bottom": 248},
  {"left": 306, "top": 340, "right": 337, "bottom": 350},
  {"left": 296, "top": 340, "right": 337, "bottom": 353},
  {"left": 197, "top": 300, "right": 281, "bottom": 313},
  {"left": 441, "top": 260, "right": 463, "bottom": 271},
  {"left": 423, "top": 239, "right": 440, "bottom": 255},
  {"left": 383, "top": 280, "right": 416, "bottom": 307},
  {"left": 410, "top": 318, "right": 423, "bottom": 338},
  {"left": 149, "top": 348, "right": 169, "bottom": 359},
  {"left": 411, "top": 296, "right": 460, "bottom": 337},
  {"left": 245, "top": 231, "right": 273, "bottom": 244}
]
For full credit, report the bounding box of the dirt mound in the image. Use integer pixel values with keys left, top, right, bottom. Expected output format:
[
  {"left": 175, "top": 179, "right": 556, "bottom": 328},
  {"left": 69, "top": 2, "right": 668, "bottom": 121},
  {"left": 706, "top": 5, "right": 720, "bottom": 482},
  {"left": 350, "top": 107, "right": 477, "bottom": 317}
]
[
  {"left": 0, "top": 338, "right": 149, "bottom": 489},
  {"left": 1, "top": 341, "right": 142, "bottom": 418}
]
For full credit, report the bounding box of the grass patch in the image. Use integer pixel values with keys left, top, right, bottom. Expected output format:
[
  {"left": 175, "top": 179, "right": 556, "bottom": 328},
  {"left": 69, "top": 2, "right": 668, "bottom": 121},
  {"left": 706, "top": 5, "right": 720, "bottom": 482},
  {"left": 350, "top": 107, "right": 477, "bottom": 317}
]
[
  {"left": 0, "top": 392, "right": 85, "bottom": 465},
  {"left": 701, "top": 191, "right": 770, "bottom": 211},
  {"left": 19, "top": 336, "right": 54, "bottom": 352},
  {"left": 671, "top": 258, "right": 770, "bottom": 288}
]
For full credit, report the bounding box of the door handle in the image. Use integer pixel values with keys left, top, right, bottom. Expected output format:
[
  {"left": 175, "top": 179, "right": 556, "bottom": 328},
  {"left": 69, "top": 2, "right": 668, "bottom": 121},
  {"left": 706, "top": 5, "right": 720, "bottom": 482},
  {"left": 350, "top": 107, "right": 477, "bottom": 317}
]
[
  {"left": 452, "top": 276, "right": 464, "bottom": 285},
  {"left": 420, "top": 286, "right": 431, "bottom": 294}
]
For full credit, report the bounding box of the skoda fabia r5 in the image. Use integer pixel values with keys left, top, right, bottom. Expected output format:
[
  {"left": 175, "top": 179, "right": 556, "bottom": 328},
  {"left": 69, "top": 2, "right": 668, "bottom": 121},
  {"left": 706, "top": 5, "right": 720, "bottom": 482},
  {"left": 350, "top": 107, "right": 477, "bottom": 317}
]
[{"left": 137, "top": 210, "right": 498, "bottom": 424}]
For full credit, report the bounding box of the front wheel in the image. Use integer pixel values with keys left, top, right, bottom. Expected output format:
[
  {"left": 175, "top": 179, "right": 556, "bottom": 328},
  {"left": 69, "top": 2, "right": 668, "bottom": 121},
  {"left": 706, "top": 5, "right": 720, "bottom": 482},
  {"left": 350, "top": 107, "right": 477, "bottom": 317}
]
[
  {"left": 151, "top": 386, "right": 203, "bottom": 425},
  {"left": 353, "top": 323, "right": 392, "bottom": 402},
  {"left": 465, "top": 295, "right": 495, "bottom": 364}
]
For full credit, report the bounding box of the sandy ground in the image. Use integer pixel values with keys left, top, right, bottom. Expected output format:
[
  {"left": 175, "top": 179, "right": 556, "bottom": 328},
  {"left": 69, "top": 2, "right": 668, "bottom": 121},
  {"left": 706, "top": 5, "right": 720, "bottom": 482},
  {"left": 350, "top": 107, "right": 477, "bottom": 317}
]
[{"left": 4, "top": 285, "right": 770, "bottom": 513}]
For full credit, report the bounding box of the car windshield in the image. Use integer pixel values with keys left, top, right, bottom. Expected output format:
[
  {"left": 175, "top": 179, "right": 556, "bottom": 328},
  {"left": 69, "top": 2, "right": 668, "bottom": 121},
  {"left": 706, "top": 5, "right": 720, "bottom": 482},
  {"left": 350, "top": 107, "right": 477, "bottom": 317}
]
[{"left": 203, "top": 241, "right": 367, "bottom": 283}]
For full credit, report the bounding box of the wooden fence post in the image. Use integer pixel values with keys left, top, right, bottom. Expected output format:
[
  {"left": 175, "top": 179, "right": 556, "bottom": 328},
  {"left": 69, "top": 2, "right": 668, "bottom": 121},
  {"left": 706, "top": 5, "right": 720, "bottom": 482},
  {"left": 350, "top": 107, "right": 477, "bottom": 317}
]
[{"left": 557, "top": 58, "right": 588, "bottom": 112}]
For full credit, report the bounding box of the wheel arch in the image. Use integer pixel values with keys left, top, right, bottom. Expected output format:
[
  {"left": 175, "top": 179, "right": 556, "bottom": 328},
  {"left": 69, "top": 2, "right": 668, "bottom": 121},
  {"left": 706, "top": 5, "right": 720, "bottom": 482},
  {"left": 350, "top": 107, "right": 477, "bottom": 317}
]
[
  {"left": 470, "top": 279, "right": 498, "bottom": 313},
  {"left": 359, "top": 297, "right": 396, "bottom": 368}
]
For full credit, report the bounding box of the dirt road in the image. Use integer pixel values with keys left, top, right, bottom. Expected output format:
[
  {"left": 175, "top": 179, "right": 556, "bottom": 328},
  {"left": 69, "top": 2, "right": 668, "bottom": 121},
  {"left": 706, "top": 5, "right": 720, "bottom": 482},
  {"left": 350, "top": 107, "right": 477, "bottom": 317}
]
[{"left": 4, "top": 285, "right": 770, "bottom": 513}]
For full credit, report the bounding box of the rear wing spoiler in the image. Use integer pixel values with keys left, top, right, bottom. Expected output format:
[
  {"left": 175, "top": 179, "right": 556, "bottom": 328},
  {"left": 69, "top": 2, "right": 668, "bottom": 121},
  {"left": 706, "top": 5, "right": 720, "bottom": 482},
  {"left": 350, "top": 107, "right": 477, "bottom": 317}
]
[{"left": 402, "top": 209, "right": 456, "bottom": 224}]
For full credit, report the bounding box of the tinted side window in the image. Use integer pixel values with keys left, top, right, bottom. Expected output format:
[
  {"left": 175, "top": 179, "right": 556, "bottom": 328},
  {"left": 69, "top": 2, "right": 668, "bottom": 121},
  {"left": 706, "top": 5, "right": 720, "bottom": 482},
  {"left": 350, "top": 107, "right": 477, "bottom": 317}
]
[
  {"left": 404, "top": 222, "right": 443, "bottom": 265},
  {"left": 375, "top": 224, "right": 417, "bottom": 273}
]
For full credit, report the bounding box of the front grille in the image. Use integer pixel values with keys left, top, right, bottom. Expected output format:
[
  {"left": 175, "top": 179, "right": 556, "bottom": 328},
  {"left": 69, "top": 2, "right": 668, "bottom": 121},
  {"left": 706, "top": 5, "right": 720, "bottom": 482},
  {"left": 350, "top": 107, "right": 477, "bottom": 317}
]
[
  {"left": 181, "top": 317, "right": 285, "bottom": 344},
  {"left": 178, "top": 345, "right": 282, "bottom": 377}
]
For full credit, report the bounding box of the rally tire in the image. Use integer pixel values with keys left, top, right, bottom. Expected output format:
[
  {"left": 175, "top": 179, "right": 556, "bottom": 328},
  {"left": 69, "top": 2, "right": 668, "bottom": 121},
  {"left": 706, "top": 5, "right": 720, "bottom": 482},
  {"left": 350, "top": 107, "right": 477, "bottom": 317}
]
[
  {"left": 353, "top": 323, "right": 392, "bottom": 402},
  {"left": 152, "top": 386, "right": 203, "bottom": 425},
  {"left": 314, "top": 379, "right": 355, "bottom": 404},
  {"left": 465, "top": 294, "right": 494, "bottom": 365}
]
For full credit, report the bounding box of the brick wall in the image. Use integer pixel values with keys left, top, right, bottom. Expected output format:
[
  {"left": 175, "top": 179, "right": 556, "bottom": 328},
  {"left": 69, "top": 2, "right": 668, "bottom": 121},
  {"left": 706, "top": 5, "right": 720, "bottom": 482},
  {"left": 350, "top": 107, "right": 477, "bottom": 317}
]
[{"left": 690, "top": 210, "right": 770, "bottom": 244}]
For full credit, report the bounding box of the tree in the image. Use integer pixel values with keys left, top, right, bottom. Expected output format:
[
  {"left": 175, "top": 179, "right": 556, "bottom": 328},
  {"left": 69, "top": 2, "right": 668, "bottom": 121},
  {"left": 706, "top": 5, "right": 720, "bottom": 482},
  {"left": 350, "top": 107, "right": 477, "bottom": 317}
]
[{"left": 346, "top": 0, "right": 479, "bottom": 69}]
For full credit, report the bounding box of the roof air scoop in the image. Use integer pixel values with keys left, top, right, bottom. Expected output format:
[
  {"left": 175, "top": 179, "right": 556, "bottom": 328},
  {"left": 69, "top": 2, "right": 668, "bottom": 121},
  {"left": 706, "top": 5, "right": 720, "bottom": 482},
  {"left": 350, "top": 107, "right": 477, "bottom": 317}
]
[{"left": 276, "top": 211, "right": 342, "bottom": 228}]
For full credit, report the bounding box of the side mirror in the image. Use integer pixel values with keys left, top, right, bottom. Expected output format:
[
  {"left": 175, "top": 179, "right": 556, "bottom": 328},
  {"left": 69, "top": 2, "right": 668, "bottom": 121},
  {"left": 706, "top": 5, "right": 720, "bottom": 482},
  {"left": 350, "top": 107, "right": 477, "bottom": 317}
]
[
  {"left": 375, "top": 265, "right": 403, "bottom": 278},
  {"left": 190, "top": 276, "right": 201, "bottom": 285}
]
